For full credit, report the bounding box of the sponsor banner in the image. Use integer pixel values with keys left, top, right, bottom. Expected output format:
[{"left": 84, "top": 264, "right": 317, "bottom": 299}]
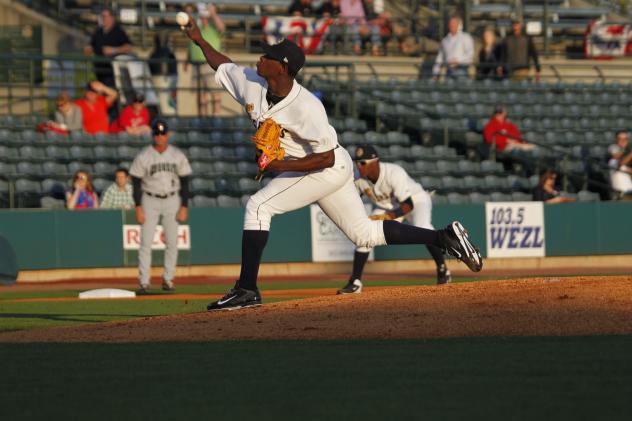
[
  {"left": 485, "top": 202, "right": 545, "bottom": 258},
  {"left": 310, "top": 204, "right": 374, "bottom": 262},
  {"left": 584, "top": 19, "right": 632, "bottom": 58},
  {"left": 123, "top": 225, "right": 191, "bottom": 250},
  {"left": 262, "top": 16, "right": 333, "bottom": 54}
]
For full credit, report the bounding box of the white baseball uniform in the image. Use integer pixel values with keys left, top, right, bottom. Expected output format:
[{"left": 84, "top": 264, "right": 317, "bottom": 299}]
[
  {"left": 130, "top": 145, "right": 192, "bottom": 285},
  {"left": 355, "top": 162, "right": 434, "bottom": 252},
  {"left": 215, "top": 62, "right": 386, "bottom": 248}
]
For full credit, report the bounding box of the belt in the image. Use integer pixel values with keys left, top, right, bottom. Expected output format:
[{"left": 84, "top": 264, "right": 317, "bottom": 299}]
[{"left": 145, "top": 191, "right": 177, "bottom": 199}]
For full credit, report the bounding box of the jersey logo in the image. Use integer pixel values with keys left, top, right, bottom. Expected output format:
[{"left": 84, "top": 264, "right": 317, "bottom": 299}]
[
  {"left": 280, "top": 128, "right": 287, "bottom": 138},
  {"left": 246, "top": 103, "right": 254, "bottom": 113}
]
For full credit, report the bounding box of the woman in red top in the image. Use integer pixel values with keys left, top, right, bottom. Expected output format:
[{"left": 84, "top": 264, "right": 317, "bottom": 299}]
[
  {"left": 66, "top": 170, "right": 99, "bottom": 210},
  {"left": 75, "top": 81, "right": 118, "bottom": 134},
  {"left": 110, "top": 91, "right": 151, "bottom": 135},
  {"left": 483, "top": 106, "right": 535, "bottom": 153}
]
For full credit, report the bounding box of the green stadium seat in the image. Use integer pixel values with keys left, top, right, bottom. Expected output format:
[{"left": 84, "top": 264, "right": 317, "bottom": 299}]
[
  {"left": 190, "top": 178, "right": 216, "bottom": 195},
  {"left": 216, "top": 194, "right": 240, "bottom": 207},
  {"left": 191, "top": 195, "right": 218, "bottom": 208},
  {"left": 447, "top": 192, "right": 469, "bottom": 204},
  {"left": 93, "top": 162, "right": 117, "bottom": 177}
]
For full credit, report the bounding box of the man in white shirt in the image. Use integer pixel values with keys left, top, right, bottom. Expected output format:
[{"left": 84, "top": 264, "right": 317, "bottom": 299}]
[{"left": 432, "top": 16, "right": 474, "bottom": 80}]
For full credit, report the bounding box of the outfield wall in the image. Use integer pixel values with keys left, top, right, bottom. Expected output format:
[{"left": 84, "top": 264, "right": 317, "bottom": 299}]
[{"left": 0, "top": 202, "right": 631, "bottom": 271}]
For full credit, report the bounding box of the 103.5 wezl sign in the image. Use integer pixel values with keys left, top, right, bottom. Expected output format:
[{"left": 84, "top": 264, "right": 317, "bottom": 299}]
[{"left": 485, "top": 202, "right": 545, "bottom": 258}]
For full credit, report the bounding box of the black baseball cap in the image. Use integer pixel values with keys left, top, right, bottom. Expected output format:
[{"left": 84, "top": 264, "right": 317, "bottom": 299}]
[
  {"left": 152, "top": 119, "right": 169, "bottom": 136},
  {"left": 262, "top": 38, "right": 306, "bottom": 77},
  {"left": 354, "top": 145, "right": 379, "bottom": 161},
  {"left": 133, "top": 91, "right": 145, "bottom": 103}
]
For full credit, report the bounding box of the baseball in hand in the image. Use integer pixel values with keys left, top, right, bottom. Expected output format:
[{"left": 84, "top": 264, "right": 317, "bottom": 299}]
[{"left": 176, "top": 12, "right": 190, "bottom": 27}]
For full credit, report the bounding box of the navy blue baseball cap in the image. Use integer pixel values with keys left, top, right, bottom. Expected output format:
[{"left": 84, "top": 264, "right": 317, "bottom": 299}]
[
  {"left": 262, "top": 38, "right": 306, "bottom": 77},
  {"left": 152, "top": 119, "right": 169, "bottom": 136},
  {"left": 354, "top": 145, "right": 379, "bottom": 161}
]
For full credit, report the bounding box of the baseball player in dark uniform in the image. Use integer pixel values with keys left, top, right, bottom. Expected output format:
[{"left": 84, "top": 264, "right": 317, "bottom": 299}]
[{"left": 130, "top": 119, "right": 192, "bottom": 294}]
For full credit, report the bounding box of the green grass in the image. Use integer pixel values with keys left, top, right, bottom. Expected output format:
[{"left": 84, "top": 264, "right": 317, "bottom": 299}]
[{"left": 1, "top": 336, "right": 631, "bottom": 420}]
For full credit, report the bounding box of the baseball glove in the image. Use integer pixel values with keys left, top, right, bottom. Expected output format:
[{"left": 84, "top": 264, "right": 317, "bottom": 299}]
[
  {"left": 252, "top": 118, "right": 285, "bottom": 172},
  {"left": 369, "top": 213, "right": 394, "bottom": 221}
]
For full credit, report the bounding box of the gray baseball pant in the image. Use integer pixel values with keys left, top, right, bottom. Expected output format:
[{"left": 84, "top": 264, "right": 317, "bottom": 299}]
[{"left": 138, "top": 193, "right": 180, "bottom": 286}]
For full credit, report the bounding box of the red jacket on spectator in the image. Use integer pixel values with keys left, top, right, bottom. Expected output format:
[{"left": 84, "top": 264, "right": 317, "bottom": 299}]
[
  {"left": 110, "top": 104, "right": 149, "bottom": 133},
  {"left": 75, "top": 96, "right": 110, "bottom": 134},
  {"left": 483, "top": 115, "right": 522, "bottom": 153}
]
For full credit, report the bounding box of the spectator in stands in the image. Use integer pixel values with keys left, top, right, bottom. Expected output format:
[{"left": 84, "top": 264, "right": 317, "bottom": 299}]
[
  {"left": 483, "top": 106, "right": 535, "bottom": 153},
  {"left": 532, "top": 169, "right": 575, "bottom": 203},
  {"left": 110, "top": 91, "right": 151, "bottom": 136},
  {"left": 288, "top": 0, "right": 316, "bottom": 16},
  {"left": 38, "top": 92, "right": 83, "bottom": 134},
  {"left": 184, "top": 3, "right": 225, "bottom": 116},
  {"left": 100, "top": 168, "right": 135, "bottom": 209},
  {"left": 149, "top": 33, "right": 178, "bottom": 116},
  {"left": 66, "top": 170, "right": 99, "bottom": 210},
  {"left": 75, "top": 81, "right": 118, "bottom": 134},
  {"left": 607, "top": 131, "right": 632, "bottom": 197},
  {"left": 318, "top": 0, "right": 343, "bottom": 53},
  {"left": 499, "top": 18, "right": 541, "bottom": 81},
  {"left": 476, "top": 28, "right": 503, "bottom": 80},
  {"left": 340, "top": 0, "right": 368, "bottom": 55},
  {"left": 84, "top": 8, "right": 133, "bottom": 88},
  {"left": 432, "top": 16, "right": 474, "bottom": 80}
]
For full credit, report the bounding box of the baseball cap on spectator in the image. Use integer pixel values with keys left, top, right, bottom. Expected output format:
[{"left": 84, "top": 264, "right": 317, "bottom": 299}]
[
  {"left": 354, "top": 145, "right": 379, "bottom": 161},
  {"left": 152, "top": 119, "right": 169, "bottom": 136},
  {"left": 493, "top": 105, "right": 506, "bottom": 114},
  {"left": 133, "top": 91, "right": 145, "bottom": 103},
  {"left": 85, "top": 82, "right": 98, "bottom": 93},
  {"left": 262, "top": 38, "right": 306, "bottom": 77}
]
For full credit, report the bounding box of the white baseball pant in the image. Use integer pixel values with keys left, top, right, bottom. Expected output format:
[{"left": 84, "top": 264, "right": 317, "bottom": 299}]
[{"left": 244, "top": 147, "right": 387, "bottom": 248}]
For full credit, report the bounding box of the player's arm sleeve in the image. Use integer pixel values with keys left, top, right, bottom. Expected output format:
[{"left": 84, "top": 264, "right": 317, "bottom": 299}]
[
  {"left": 132, "top": 176, "right": 142, "bottom": 207},
  {"left": 215, "top": 63, "right": 259, "bottom": 105},
  {"left": 179, "top": 176, "right": 190, "bottom": 208}
]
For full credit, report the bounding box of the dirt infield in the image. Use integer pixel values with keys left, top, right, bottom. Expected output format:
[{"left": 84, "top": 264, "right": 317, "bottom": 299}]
[{"left": 1, "top": 275, "right": 631, "bottom": 342}]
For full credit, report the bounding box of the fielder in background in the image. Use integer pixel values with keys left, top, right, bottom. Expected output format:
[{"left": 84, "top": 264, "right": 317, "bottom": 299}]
[
  {"left": 181, "top": 19, "right": 482, "bottom": 311},
  {"left": 130, "top": 119, "right": 192, "bottom": 294},
  {"left": 338, "top": 145, "right": 451, "bottom": 294}
]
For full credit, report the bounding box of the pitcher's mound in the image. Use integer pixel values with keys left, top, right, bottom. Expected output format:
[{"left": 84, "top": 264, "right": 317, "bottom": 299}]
[{"left": 1, "top": 276, "right": 631, "bottom": 342}]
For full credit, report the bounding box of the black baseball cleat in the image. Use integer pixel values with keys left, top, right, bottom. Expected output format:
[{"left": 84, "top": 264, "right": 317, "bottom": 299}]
[
  {"left": 162, "top": 280, "right": 176, "bottom": 292},
  {"left": 439, "top": 221, "right": 483, "bottom": 272},
  {"left": 207, "top": 285, "right": 262, "bottom": 311},
  {"left": 437, "top": 264, "right": 452, "bottom": 285},
  {"left": 136, "top": 285, "right": 150, "bottom": 296},
  {"left": 337, "top": 279, "right": 363, "bottom": 294}
]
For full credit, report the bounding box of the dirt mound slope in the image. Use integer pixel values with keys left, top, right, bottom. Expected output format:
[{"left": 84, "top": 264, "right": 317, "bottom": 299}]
[{"left": 1, "top": 276, "right": 631, "bottom": 342}]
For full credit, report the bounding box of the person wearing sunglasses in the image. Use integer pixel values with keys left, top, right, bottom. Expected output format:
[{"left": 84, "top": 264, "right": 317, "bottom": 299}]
[
  {"left": 339, "top": 145, "right": 451, "bottom": 294},
  {"left": 181, "top": 20, "right": 482, "bottom": 311}
]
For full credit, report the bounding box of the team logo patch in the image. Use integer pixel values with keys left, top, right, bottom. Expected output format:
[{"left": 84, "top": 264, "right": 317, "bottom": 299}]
[
  {"left": 356, "top": 147, "right": 364, "bottom": 158},
  {"left": 246, "top": 103, "right": 254, "bottom": 113}
]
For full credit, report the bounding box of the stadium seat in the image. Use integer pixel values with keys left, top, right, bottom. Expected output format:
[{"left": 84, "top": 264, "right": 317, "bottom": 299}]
[
  {"left": 490, "top": 192, "right": 512, "bottom": 202},
  {"left": 237, "top": 161, "right": 258, "bottom": 177},
  {"left": 214, "top": 178, "right": 238, "bottom": 194},
  {"left": 216, "top": 194, "right": 240, "bottom": 207},
  {"left": 67, "top": 162, "right": 93, "bottom": 175},
  {"left": 69, "top": 146, "right": 94, "bottom": 161},
  {"left": 414, "top": 161, "right": 437, "bottom": 176},
  {"left": 238, "top": 177, "right": 259, "bottom": 194},
  {"left": 42, "top": 162, "right": 68, "bottom": 178},
  {"left": 431, "top": 194, "right": 448, "bottom": 205},
  {"left": 211, "top": 146, "right": 235, "bottom": 160},
  {"left": 190, "top": 162, "right": 213, "bottom": 176},
  {"left": 191, "top": 195, "right": 218, "bottom": 208},
  {"left": 511, "top": 192, "right": 533, "bottom": 202},
  {"left": 240, "top": 195, "right": 251, "bottom": 207},
  {"left": 440, "top": 176, "right": 463, "bottom": 192},
  {"left": 40, "top": 196, "right": 66, "bottom": 209},
  {"left": 19, "top": 146, "right": 46, "bottom": 161},
  {"left": 190, "top": 178, "right": 216, "bottom": 195},
  {"left": 447, "top": 192, "right": 469, "bottom": 204},
  {"left": 45, "top": 145, "right": 70, "bottom": 161},
  {"left": 92, "top": 178, "right": 110, "bottom": 194},
  {"left": 16, "top": 162, "right": 43, "bottom": 178},
  {"left": 462, "top": 175, "right": 484, "bottom": 191},
  {"left": 93, "top": 145, "right": 118, "bottom": 162},
  {"left": 420, "top": 176, "right": 440, "bottom": 191},
  {"left": 468, "top": 192, "right": 488, "bottom": 204},
  {"left": 93, "top": 162, "right": 117, "bottom": 177},
  {"left": 117, "top": 146, "right": 139, "bottom": 161},
  {"left": 213, "top": 161, "right": 237, "bottom": 175},
  {"left": 188, "top": 146, "right": 213, "bottom": 160}
]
